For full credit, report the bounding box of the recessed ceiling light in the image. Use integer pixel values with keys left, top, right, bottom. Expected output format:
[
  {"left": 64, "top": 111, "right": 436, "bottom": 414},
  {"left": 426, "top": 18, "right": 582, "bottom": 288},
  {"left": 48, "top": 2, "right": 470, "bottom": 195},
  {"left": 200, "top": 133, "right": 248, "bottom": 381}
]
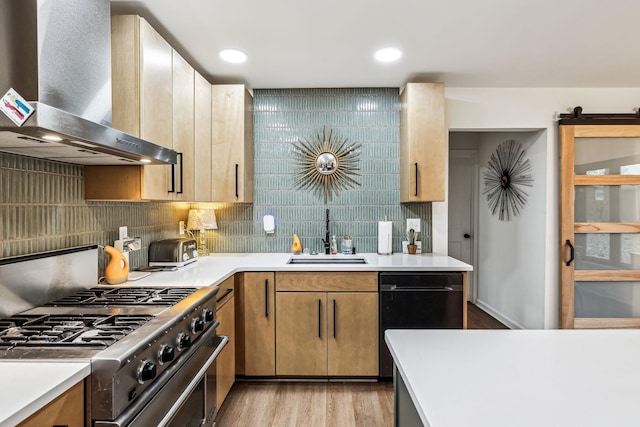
[
  {"left": 42, "top": 134, "right": 63, "bottom": 142},
  {"left": 219, "top": 49, "right": 248, "bottom": 64},
  {"left": 374, "top": 47, "right": 402, "bottom": 63}
]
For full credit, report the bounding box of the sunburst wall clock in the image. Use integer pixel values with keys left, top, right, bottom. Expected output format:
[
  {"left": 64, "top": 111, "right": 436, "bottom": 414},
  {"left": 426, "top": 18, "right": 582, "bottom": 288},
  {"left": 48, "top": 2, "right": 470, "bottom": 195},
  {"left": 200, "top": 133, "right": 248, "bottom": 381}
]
[
  {"left": 290, "top": 127, "right": 362, "bottom": 203},
  {"left": 482, "top": 139, "right": 533, "bottom": 221}
]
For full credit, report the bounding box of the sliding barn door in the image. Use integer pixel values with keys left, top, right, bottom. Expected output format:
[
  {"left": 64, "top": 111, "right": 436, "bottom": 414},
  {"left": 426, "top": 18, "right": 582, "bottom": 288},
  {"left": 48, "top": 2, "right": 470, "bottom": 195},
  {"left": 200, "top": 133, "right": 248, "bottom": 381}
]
[{"left": 561, "top": 124, "right": 640, "bottom": 328}]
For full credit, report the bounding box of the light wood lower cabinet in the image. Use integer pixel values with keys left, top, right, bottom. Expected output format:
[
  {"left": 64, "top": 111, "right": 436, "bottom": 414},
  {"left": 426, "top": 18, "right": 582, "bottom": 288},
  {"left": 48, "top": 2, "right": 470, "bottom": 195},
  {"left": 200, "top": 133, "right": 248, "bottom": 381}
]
[
  {"left": 243, "top": 272, "right": 275, "bottom": 376},
  {"left": 276, "top": 291, "right": 378, "bottom": 377},
  {"left": 17, "top": 380, "right": 84, "bottom": 427},
  {"left": 276, "top": 291, "right": 327, "bottom": 376},
  {"left": 216, "top": 276, "right": 235, "bottom": 411},
  {"left": 327, "top": 292, "right": 378, "bottom": 376},
  {"left": 275, "top": 272, "right": 378, "bottom": 377}
]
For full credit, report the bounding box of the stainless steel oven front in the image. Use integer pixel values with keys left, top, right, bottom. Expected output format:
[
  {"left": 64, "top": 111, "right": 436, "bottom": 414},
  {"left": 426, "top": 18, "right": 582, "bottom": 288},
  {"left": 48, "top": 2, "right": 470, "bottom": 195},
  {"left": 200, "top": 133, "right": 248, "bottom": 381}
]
[{"left": 94, "top": 325, "right": 228, "bottom": 427}]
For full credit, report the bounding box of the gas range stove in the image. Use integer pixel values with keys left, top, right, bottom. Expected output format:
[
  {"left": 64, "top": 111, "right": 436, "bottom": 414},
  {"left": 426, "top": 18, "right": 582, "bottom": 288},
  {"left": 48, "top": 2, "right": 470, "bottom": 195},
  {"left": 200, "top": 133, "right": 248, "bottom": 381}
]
[
  {"left": 0, "top": 313, "right": 153, "bottom": 349},
  {"left": 45, "top": 287, "right": 198, "bottom": 307},
  {"left": 0, "top": 284, "right": 221, "bottom": 423},
  {"left": 0, "top": 245, "right": 228, "bottom": 426}
]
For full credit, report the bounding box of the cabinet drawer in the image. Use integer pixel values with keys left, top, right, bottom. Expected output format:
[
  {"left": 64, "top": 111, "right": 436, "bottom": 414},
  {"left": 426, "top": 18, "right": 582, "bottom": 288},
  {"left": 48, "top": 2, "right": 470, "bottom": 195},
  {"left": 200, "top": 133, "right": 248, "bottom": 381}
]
[{"left": 276, "top": 272, "right": 377, "bottom": 292}]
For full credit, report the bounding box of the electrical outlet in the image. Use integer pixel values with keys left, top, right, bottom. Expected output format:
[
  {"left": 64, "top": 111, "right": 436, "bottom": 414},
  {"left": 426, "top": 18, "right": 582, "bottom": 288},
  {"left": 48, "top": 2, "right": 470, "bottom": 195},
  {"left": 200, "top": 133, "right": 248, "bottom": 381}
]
[
  {"left": 179, "top": 221, "right": 185, "bottom": 235},
  {"left": 119, "top": 226, "right": 128, "bottom": 240},
  {"left": 406, "top": 218, "right": 421, "bottom": 233}
]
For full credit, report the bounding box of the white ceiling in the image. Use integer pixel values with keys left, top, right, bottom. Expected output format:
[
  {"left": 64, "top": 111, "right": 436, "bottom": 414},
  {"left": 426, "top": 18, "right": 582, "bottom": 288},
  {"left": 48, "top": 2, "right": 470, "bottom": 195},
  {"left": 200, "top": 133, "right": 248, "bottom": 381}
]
[{"left": 110, "top": 0, "right": 640, "bottom": 89}]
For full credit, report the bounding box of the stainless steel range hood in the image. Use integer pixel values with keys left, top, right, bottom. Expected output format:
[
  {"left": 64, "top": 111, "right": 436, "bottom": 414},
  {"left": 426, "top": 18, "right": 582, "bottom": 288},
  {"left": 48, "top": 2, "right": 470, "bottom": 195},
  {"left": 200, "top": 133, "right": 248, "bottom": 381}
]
[{"left": 0, "top": 0, "right": 176, "bottom": 165}]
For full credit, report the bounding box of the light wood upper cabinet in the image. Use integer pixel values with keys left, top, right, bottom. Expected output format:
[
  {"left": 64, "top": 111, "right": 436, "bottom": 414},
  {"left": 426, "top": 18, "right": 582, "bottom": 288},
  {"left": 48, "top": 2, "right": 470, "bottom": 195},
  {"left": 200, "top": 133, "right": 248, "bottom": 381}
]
[
  {"left": 211, "top": 85, "right": 254, "bottom": 203},
  {"left": 399, "top": 82, "right": 446, "bottom": 202},
  {"left": 274, "top": 272, "right": 378, "bottom": 377},
  {"left": 194, "top": 72, "right": 213, "bottom": 201},
  {"left": 86, "top": 15, "right": 199, "bottom": 201},
  {"left": 171, "top": 51, "right": 195, "bottom": 201},
  {"left": 243, "top": 272, "right": 275, "bottom": 376}
]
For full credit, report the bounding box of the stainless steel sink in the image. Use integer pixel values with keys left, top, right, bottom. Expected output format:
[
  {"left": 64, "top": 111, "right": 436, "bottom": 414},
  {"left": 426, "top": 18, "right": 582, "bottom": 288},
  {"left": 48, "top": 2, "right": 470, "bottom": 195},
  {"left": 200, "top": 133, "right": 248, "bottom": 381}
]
[{"left": 287, "top": 257, "right": 367, "bottom": 265}]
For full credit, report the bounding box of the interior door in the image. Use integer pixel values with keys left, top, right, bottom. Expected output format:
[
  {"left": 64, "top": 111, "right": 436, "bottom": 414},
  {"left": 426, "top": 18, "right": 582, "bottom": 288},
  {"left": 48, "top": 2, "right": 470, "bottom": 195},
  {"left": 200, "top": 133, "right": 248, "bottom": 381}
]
[
  {"left": 560, "top": 124, "right": 640, "bottom": 328},
  {"left": 448, "top": 150, "right": 476, "bottom": 301}
]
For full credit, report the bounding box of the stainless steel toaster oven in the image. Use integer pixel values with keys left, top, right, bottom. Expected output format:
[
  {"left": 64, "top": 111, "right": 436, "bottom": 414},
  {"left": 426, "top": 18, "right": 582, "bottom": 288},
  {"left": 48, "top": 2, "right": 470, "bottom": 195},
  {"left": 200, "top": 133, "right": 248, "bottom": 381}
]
[{"left": 148, "top": 238, "right": 198, "bottom": 267}]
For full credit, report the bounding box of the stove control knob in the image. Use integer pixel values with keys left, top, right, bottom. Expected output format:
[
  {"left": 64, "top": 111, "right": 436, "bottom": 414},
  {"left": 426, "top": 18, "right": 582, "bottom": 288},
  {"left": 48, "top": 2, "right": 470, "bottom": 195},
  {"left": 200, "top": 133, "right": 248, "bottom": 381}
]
[
  {"left": 191, "top": 317, "right": 204, "bottom": 333},
  {"left": 202, "top": 308, "right": 214, "bottom": 323},
  {"left": 137, "top": 360, "right": 157, "bottom": 384},
  {"left": 158, "top": 345, "right": 175, "bottom": 364},
  {"left": 177, "top": 333, "right": 191, "bottom": 350}
]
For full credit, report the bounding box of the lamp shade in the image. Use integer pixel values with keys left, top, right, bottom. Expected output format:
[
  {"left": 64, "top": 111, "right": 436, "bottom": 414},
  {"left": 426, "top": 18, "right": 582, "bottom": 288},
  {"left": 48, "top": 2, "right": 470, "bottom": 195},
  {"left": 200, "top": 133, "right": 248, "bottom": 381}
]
[{"left": 186, "top": 209, "right": 217, "bottom": 231}]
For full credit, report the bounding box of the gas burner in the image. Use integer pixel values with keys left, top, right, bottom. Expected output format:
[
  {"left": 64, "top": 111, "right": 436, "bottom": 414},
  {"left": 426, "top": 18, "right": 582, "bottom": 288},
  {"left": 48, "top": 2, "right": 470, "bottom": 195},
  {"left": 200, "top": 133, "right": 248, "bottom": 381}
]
[
  {"left": 0, "top": 314, "right": 152, "bottom": 348},
  {"left": 46, "top": 287, "right": 197, "bottom": 307}
]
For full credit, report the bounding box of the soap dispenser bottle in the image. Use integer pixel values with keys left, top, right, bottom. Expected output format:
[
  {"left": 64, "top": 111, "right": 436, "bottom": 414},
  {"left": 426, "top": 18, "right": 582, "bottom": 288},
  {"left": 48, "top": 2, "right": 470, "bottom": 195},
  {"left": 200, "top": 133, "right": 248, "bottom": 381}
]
[{"left": 330, "top": 235, "right": 337, "bottom": 255}]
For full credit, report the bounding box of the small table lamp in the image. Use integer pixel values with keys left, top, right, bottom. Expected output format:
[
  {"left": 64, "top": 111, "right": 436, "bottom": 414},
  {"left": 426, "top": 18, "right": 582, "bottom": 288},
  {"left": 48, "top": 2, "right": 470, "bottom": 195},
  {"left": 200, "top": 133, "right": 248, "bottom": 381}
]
[{"left": 186, "top": 209, "right": 217, "bottom": 256}]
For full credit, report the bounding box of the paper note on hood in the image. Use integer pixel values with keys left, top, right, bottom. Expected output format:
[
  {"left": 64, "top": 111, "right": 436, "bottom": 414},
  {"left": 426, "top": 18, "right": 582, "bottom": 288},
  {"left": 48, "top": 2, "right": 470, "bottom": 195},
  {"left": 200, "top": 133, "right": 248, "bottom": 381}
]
[{"left": 1, "top": 88, "right": 34, "bottom": 126}]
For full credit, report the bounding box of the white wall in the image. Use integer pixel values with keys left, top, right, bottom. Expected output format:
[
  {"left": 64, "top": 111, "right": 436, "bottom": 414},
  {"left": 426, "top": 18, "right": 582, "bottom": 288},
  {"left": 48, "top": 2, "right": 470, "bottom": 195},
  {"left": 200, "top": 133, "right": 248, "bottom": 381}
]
[
  {"left": 437, "top": 88, "right": 640, "bottom": 329},
  {"left": 476, "top": 131, "right": 547, "bottom": 329}
]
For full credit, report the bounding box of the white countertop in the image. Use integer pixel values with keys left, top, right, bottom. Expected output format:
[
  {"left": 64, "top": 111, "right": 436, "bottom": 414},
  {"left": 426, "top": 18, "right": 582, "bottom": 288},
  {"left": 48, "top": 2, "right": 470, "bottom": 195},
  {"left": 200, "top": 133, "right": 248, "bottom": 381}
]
[
  {"left": 385, "top": 329, "right": 640, "bottom": 427},
  {"left": 126, "top": 252, "right": 473, "bottom": 288},
  {"left": 1, "top": 253, "right": 470, "bottom": 424},
  {"left": 0, "top": 360, "right": 90, "bottom": 426}
]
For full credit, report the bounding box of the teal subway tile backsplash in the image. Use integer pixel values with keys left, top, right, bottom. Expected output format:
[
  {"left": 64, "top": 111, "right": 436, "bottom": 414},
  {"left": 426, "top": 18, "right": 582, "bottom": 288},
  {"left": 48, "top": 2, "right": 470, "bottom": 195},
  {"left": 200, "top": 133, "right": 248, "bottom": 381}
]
[
  {"left": 1, "top": 88, "right": 432, "bottom": 260},
  {"left": 0, "top": 152, "right": 188, "bottom": 267}
]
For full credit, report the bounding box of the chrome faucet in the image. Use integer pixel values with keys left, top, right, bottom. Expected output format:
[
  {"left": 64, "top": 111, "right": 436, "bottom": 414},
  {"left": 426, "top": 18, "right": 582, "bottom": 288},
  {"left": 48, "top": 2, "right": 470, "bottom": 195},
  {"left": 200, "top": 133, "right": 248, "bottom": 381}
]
[{"left": 321, "top": 209, "right": 330, "bottom": 254}]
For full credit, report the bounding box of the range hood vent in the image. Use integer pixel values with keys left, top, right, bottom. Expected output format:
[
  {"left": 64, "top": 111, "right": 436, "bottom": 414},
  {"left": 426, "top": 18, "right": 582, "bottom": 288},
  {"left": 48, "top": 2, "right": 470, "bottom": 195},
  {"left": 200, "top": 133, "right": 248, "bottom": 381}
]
[{"left": 0, "top": 0, "right": 176, "bottom": 165}]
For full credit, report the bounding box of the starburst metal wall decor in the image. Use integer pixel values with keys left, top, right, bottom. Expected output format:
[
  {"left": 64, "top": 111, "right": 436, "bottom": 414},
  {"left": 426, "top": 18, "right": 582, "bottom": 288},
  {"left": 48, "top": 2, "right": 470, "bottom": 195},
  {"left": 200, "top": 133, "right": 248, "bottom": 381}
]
[
  {"left": 290, "top": 127, "right": 362, "bottom": 203},
  {"left": 482, "top": 139, "right": 533, "bottom": 221}
]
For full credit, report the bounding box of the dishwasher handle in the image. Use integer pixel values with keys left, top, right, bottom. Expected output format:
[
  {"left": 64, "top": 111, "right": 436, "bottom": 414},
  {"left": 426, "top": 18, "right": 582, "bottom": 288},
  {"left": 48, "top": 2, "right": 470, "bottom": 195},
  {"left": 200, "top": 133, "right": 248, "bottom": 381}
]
[{"left": 380, "top": 284, "right": 461, "bottom": 292}]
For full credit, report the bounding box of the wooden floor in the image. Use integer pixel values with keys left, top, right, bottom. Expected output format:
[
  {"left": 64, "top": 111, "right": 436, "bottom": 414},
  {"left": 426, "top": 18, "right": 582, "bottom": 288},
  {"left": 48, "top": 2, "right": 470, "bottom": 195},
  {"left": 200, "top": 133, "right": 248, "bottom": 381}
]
[
  {"left": 215, "top": 303, "right": 507, "bottom": 427},
  {"left": 215, "top": 381, "right": 394, "bottom": 427},
  {"left": 467, "top": 302, "right": 509, "bottom": 329}
]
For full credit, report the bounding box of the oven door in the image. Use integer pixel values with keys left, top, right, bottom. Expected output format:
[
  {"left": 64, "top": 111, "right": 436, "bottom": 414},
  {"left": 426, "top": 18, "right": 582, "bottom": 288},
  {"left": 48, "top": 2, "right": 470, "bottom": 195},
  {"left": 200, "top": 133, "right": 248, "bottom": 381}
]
[{"left": 95, "top": 329, "right": 227, "bottom": 427}]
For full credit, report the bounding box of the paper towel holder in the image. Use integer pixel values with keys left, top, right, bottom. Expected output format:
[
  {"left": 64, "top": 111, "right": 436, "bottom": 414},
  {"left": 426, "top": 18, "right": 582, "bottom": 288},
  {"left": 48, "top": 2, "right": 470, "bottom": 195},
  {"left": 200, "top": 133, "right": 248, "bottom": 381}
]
[{"left": 378, "top": 216, "right": 393, "bottom": 255}]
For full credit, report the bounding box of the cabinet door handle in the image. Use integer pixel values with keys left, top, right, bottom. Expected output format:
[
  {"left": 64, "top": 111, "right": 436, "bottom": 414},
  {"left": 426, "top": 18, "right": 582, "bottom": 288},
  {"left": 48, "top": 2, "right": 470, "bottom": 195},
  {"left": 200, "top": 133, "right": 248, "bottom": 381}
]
[
  {"left": 168, "top": 162, "right": 176, "bottom": 193},
  {"left": 177, "top": 152, "right": 184, "bottom": 194},
  {"left": 318, "top": 299, "right": 322, "bottom": 338},
  {"left": 235, "top": 163, "right": 239, "bottom": 198},
  {"left": 565, "top": 239, "right": 575, "bottom": 266},
  {"left": 264, "top": 279, "right": 269, "bottom": 318},
  {"left": 414, "top": 162, "right": 419, "bottom": 196},
  {"left": 333, "top": 299, "right": 336, "bottom": 339},
  {"left": 216, "top": 288, "right": 233, "bottom": 303}
]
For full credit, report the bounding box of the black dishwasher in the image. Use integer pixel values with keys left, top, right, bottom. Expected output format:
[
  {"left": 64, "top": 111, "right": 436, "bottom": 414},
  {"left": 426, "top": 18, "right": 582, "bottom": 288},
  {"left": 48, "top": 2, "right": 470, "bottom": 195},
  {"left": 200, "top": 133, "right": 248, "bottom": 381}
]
[{"left": 379, "top": 272, "right": 464, "bottom": 379}]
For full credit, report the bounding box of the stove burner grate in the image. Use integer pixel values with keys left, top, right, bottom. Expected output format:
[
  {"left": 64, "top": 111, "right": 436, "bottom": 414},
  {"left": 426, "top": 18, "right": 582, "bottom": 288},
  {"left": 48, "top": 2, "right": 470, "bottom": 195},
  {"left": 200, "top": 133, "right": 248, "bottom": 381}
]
[
  {"left": 0, "top": 314, "right": 152, "bottom": 348},
  {"left": 45, "top": 287, "right": 197, "bottom": 307}
]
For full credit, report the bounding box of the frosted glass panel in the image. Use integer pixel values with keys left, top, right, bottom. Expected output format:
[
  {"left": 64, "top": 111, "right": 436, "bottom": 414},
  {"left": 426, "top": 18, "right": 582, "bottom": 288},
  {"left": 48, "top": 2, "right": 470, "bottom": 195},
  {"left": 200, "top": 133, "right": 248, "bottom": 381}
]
[
  {"left": 574, "top": 233, "right": 640, "bottom": 269},
  {"left": 575, "top": 137, "right": 640, "bottom": 174},
  {"left": 575, "top": 186, "right": 640, "bottom": 222},
  {"left": 575, "top": 281, "right": 640, "bottom": 318}
]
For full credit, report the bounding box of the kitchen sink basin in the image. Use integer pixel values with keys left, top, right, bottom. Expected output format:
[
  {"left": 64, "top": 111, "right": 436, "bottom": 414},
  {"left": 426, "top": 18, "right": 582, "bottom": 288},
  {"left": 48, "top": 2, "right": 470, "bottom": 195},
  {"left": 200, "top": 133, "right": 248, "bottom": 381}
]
[{"left": 287, "top": 256, "right": 367, "bottom": 265}]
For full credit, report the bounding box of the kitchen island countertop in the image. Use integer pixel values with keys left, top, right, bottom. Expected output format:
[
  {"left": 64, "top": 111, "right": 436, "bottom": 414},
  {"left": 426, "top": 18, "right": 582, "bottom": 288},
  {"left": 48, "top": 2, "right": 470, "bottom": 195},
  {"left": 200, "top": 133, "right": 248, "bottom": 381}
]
[
  {"left": 0, "top": 360, "right": 90, "bottom": 426},
  {"left": 386, "top": 329, "right": 640, "bottom": 427},
  {"left": 126, "top": 252, "right": 473, "bottom": 288}
]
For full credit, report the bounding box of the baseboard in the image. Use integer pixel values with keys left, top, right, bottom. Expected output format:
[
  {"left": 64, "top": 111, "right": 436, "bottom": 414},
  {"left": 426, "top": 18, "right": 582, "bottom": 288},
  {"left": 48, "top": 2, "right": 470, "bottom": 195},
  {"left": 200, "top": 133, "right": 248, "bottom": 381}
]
[{"left": 475, "top": 300, "right": 524, "bottom": 329}]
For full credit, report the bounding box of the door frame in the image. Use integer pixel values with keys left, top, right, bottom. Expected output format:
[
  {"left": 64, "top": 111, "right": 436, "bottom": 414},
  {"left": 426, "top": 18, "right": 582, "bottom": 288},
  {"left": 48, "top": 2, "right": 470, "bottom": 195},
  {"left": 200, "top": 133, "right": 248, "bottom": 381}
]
[{"left": 448, "top": 149, "right": 479, "bottom": 303}]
